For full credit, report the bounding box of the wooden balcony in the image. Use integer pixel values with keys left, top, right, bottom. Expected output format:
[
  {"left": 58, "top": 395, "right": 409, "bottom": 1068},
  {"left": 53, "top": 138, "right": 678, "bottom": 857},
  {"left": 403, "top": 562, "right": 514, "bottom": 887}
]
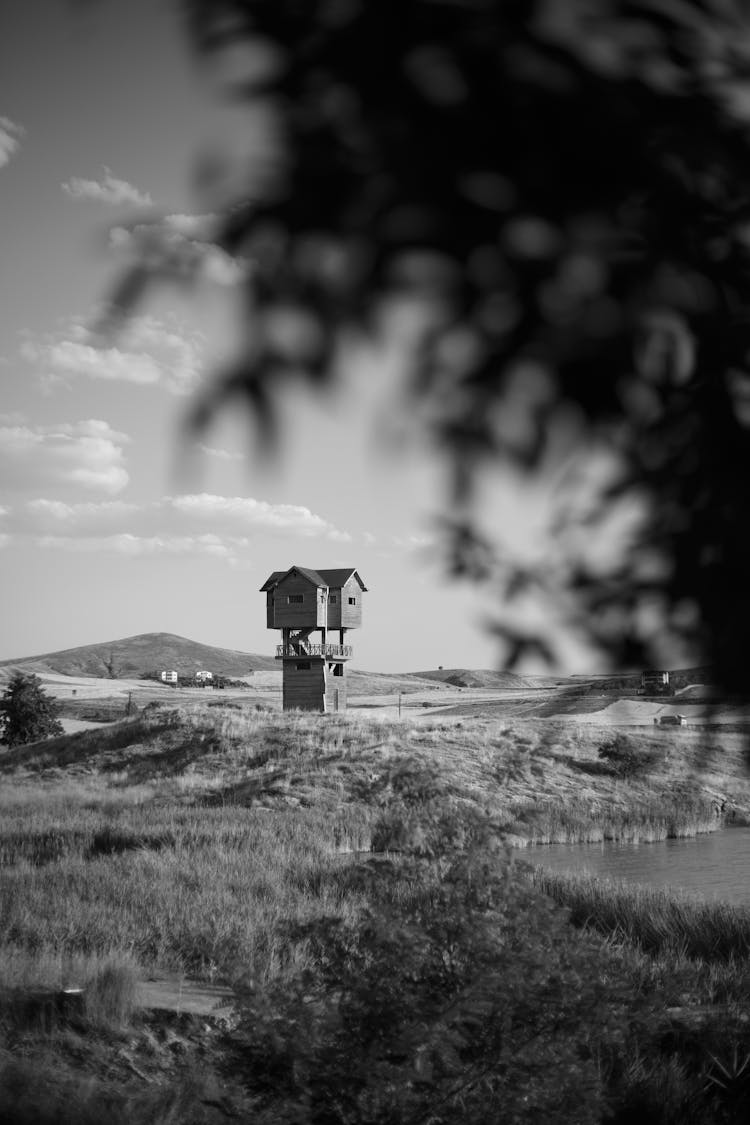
[{"left": 276, "top": 643, "right": 352, "bottom": 659}]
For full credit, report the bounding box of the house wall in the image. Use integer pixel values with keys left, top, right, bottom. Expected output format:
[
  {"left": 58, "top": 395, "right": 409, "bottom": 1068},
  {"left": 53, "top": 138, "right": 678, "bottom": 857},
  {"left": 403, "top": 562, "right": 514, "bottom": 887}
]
[
  {"left": 272, "top": 571, "right": 325, "bottom": 629},
  {"left": 325, "top": 662, "right": 348, "bottom": 712},
  {"left": 282, "top": 657, "right": 326, "bottom": 711},
  {"left": 326, "top": 590, "right": 342, "bottom": 629},
  {"left": 340, "top": 576, "right": 363, "bottom": 628}
]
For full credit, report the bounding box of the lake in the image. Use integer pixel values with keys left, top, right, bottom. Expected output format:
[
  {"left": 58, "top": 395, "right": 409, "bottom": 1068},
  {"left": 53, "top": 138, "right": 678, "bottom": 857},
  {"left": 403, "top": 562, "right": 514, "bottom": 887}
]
[{"left": 511, "top": 827, "right": 750, "bottom": 906}]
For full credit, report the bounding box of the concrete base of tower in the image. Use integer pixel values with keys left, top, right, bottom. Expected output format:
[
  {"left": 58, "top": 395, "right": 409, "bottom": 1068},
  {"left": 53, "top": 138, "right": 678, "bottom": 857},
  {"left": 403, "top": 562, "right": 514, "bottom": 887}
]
[{"left": 281, "top": 656, "right": 348, "bottom": 712}]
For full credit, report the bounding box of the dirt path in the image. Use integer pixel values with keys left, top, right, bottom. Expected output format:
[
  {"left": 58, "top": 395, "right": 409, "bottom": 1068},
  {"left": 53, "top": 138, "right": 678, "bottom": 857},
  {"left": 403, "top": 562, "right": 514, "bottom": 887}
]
[{"left": 136, "top": 978, "right": 236, "bottom": 1021}]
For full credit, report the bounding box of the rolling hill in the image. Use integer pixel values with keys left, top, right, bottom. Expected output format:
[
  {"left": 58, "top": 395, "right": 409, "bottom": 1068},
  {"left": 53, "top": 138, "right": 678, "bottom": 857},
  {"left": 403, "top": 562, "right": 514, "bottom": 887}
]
[
  {"left": 0, "top": 632, "right": 278, "bottom": 680},
  {"left": 405, "top": 667, "right": 558, "bottom": 690}
]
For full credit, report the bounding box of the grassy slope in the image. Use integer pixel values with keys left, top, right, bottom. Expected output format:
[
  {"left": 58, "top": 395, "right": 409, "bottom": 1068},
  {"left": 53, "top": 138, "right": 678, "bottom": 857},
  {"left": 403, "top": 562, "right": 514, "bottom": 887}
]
[
  {"left": 404, "top": 667, "right": 556, "bottom": 689},
  {"left": 3, "top": 705, "right": 750, "bottom": 1122},
  {"left": 0, "top": 632, "right": 278, "bottom": 679},
  {"left": 4, "top": 705, "right": 750, "bottom": 844}
]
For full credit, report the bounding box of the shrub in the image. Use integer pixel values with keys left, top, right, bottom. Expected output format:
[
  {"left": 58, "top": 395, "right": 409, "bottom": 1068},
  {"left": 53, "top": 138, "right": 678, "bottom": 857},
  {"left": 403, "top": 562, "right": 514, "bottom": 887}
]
[
  {"left": 235, "top": 822, "right": 626, "bottom": 1123},
  {"left": 84, "top": 959, "right": 138, "bottom": 1028}
]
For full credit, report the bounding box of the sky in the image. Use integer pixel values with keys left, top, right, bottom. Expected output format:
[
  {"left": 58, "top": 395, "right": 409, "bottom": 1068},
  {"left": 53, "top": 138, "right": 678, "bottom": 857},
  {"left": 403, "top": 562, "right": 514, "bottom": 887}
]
[{"left": 0, "top": 0, "right": 601, "bottom": 674}]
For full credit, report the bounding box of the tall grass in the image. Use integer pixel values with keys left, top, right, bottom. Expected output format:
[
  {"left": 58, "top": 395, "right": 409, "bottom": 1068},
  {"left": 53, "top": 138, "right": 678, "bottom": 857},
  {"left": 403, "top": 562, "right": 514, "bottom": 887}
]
[
  {"left": 509, "top": 794, "right": 721, "bottom": 845},
  {"left": 531, "top": 867, "right": 750, "bottom": 961},
  {"left": 0, "top": 806, "right": 369, "bottom": 984},
  {"left": 3, "top": 705, "right": 750, "bottom": 1124},
  {"left": 0, "top": 704, "right": 744, "bottom": 992}
]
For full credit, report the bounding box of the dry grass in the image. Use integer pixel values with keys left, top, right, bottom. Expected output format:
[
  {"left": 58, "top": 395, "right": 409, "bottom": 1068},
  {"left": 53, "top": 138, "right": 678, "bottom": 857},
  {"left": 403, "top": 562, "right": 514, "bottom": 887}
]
[
  {"left": 530, "top": 867, "right": 750, "bottom": 962},
  {"left": 1, "top": 704, "right": 748, "bottom": 991},
  {"left": 0, "top": 706, "right": 746, "bottom": 990},
  {"left": 2, "top": 703, "right": 750, "bottom": 1123}
]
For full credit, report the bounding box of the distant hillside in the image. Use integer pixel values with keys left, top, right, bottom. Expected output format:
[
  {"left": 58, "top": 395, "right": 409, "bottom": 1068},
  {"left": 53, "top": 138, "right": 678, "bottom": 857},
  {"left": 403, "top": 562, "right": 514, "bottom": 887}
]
[
  {"left": 0, "top": 633, "right": 278, "bottom": 680},
  {"left": 405, "top": 668, "right": 555, "bottom": 690}
]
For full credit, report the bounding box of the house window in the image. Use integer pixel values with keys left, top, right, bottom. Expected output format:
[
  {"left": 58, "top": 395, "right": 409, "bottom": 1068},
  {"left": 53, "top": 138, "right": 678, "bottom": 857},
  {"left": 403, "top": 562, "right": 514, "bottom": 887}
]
[
  {"left": 333, "top": 663, "right": 344, "bottom": 677},
  {"left": 296, "top": 661, "right": 311, "bottom": 670},
  {"left": 329, "top": 595, "right": 337, "bottom": 604},
  {"left": 288, "top": 594, "right": 304, "bottom": 604},
  {"left": 348, "top": 597, "right": 356, "bottom": 605}
]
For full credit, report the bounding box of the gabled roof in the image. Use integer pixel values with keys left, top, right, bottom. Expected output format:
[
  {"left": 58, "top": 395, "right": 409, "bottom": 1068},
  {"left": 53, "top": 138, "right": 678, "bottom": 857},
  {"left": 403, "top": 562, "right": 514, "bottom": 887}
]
[
  {"left": 259, "top": 566, "right": 368, "bottom": 592},
  {"left": 317, "top": 568, "right": 368, "bottom": 591},
  {"left": 259, "top": 570, "right": 286, "bottom": 592}
]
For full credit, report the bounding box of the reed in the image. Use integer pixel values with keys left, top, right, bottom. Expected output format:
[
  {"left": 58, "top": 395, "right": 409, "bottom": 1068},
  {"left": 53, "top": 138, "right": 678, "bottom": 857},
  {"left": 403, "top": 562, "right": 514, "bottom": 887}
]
[
  {"left": 509, "top": 794, "right": 720, "bottom": 845},
  {"left": 530, "top": 867, "right": 750, "bottom": 962},
  {"left": 0, "top": 807, "right": 368, "bottom": 985}
]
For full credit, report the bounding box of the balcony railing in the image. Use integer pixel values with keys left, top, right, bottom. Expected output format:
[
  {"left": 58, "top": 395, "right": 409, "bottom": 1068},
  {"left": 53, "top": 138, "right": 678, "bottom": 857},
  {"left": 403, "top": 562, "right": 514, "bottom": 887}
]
[{"left": 276, "top": 643, "right": 352, "bottom": 659}]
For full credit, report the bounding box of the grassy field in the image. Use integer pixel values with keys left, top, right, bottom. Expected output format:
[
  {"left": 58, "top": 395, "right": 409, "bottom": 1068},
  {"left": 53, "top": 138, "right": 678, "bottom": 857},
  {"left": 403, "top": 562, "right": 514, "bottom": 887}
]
[{"left": 2, "top": 704, "right": 750, "bottom": 1122}]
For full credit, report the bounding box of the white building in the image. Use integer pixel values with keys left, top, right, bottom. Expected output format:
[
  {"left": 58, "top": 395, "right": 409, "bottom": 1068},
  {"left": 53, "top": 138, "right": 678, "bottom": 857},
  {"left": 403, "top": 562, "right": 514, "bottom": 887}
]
[
  {"left": 195, "top": 670, "right": 214, "bottom": 683},
  {"left": 160, "top": 670, "right": 178, "bottom": 684}
]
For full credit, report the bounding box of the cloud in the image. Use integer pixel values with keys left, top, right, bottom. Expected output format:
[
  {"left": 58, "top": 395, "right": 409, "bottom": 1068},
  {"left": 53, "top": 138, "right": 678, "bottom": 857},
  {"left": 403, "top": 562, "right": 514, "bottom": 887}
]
[
  {"left": 109, "top": 213, "right": 249, "bottom": 286},
  {"left": 392, "top": 533, "right": 437, "bottom": 553},
  {"left": 0, "top": 420, "right": 130, "bottom": 494},
  {"left": 0, "top": 116, "right": 24, "bottom": 169},
  {"left": 166, "top": 493, "right": 350, "bottom": 538},
  {"left": 22, "top": 498, "right": 137, "bottom": 533},
  {"left": 20, "top": 313, "right": 204, "bottom": 395},
  {"left": 5, "top": 491, "right": 351, "bottom": 562},
  {"left": 35, "top": 533, "right": 240, "bottom": 558},
  {"left": 61, "top": 167, "right": 152, "bottom": 206},
  {"left": 198, "top": 444, "right": 244, "bottom": 462}
]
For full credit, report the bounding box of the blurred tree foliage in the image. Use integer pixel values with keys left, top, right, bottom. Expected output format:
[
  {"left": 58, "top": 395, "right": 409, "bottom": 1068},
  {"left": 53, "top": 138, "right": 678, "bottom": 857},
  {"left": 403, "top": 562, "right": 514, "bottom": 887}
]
[{"left": 114, "top": 0, "right": 750, "bottom": 682}]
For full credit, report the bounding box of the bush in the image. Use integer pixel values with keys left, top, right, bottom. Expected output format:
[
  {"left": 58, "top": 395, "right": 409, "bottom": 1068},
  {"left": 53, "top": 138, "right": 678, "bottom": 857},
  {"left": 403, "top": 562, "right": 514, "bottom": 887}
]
[
  {"left": 84, "top": 960, "right": 137, "bottom": 1029},
  {"left": 235, "top": 814, "right": 626, "bottom": 1124}
]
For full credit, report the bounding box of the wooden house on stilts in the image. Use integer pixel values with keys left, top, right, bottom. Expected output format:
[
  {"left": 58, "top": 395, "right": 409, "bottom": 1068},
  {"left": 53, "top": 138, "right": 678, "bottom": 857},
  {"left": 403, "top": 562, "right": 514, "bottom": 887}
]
[{"left": 260, "top": 566, "right": 367, "bottom": 712}]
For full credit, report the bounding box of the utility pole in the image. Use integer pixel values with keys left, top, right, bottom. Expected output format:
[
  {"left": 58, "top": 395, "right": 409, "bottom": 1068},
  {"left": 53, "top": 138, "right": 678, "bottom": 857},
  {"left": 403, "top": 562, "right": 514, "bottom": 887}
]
[{"left": 398, "top": 692, "right": 402, "bottom": 718}]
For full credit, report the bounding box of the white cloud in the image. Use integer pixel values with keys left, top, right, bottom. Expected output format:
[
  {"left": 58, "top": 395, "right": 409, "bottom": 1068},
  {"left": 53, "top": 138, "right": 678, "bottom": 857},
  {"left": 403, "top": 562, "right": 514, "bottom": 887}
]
[
  {"left": 7, "top": 491, "right": 351, "bottom": 563},
  {"left": 61, "top": 167, "right": 152, "bottom": 206},
  {"left": 109, "top": 213, "right": 249, "bottom": 286},
  {"left": 21, "top": 313, "right": 204, "bottom": 395},
  {"left": 164, "top": 213, "right": 217, "bottom": 237},
  {"left": 0, "top": 116, "right": 24, "bottom": 168},
  {"left": 23, "top": 338, "right": 162, "bottom": 385},
  {"left": 0, "top": 420, "right": 130, "bottom": 494},
  {"left": 167, "top": 493, "right": 350, "bottom": 539},
  {"left": 35, "top": 533, "right": 239, "bottom": 558},
  {"left": 198, "top": 443, "right": 244, "bottom": 462},
  {"left": 21, "top": 499, "right": 137, "bottom": 534},
  {"left": 392, "top": 533, "right": 437, "bottom": 552}
]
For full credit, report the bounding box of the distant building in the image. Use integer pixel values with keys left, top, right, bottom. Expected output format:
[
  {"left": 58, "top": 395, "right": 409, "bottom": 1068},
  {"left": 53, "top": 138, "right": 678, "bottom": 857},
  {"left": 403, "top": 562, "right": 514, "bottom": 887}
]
[
  {"left": 641, "top": 670, "right": 671, "bottom": 695},
  {"left": 160, "top": 670, "right": 178, "bottom": 684},
  {"left": 260, "top": 565, "right": 367, "bottom": 712},
  {"left": 195, "top": 670, "right": 214, "bottom": 683},
  {"left": 654, "top": 713, "right": 687, "bottom": 726}
]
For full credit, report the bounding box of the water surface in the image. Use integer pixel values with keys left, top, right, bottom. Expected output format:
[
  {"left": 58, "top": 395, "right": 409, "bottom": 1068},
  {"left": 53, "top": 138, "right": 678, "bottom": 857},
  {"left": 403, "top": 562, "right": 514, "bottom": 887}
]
[{"left": 512, "top": 828, "right": 750, "bottom": 906}]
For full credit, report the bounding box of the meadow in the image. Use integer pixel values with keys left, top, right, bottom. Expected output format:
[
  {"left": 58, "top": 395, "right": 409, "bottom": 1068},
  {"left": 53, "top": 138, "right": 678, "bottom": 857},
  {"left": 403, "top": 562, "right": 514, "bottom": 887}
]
[{"left": 2, "top": 704, "right": 750, "bottom": 1122}]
